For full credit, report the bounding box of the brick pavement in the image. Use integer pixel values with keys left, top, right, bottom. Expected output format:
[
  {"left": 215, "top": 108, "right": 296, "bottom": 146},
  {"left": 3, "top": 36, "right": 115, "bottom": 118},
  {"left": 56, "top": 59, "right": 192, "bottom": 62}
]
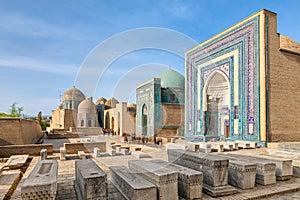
[{"left": 6, "top": 136, "right": 300, "bottom": 199}]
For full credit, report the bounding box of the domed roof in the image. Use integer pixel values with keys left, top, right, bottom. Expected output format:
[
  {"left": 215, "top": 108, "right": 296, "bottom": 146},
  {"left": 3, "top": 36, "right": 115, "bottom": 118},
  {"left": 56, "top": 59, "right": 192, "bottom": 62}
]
[
  {"left": 156, "top": 68, "right": 184, "bottom": 88},
  {"left": 62, "top": 87, "right": 86, "bottom": 102},
  {"left": 96, "top": 97, "right": 107, "bottom": 105},
  {"left": 105, "top": 97, "right": 119, "bottom": 108},
  {"left": 78, "top": 97, "right": 96, "bottom": 113}
]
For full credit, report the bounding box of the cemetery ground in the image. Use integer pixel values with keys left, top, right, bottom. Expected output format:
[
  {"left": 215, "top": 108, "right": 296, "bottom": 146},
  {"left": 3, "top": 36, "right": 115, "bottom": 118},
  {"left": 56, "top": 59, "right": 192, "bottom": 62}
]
[{"left": 1, "top": 135, "right": 300, "bottom": 200}]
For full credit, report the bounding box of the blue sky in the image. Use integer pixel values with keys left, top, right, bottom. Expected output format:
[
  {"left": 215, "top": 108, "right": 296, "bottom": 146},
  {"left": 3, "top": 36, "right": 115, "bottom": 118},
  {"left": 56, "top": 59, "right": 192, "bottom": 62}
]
[{"left": 0, "top": 0, "right": 299, "bottom": 116}]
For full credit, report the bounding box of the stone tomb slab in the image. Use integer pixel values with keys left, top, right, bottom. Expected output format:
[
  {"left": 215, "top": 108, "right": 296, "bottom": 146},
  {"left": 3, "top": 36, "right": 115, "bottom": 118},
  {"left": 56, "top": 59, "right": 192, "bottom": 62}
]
[
  {"left": 167, "top": 149, "right": 237, "bottom": 197},
  {"left": 151, "top": 159, "right": 203, "bottom": 200},
  {"left": 217, "top": 155, "right": 257, "bottom": 189},
  {"left": 222, "top": 154, "right": 276, "bottom": 185},
  {"left": 75, "top": 159, "right": 107, "bottom": 200},
  {"left": 292, "top": 159, "right": 300, "bottom": 178},
  {"left": 168, "top": 149, "right": 228, "bottom": 186},
  {"left": 128, "top": 159, "right": 178, "bottom": 200},
  {"left": 252, "top": 154, "right": 293, "bottom": 180},
  {"left": 210, "top": 143, "right": 224, "bottom": 152},
  {"left": 131, "top": 151, "right": 152, "bottom": 158},
  {"left": 0, "top": 172, "right": 22, "bottom": 200},
  {"left": 110, "top": 166, "right": 157, "bottom": 200},
  {"left": 4, "top": 154, "right": 29, "bottom": 169},
  {"left": 236, "top": 140, "right": 257, "bottom": 148},
  {"left": 21, "top": 160, "right": 58, "bottom": 200}
]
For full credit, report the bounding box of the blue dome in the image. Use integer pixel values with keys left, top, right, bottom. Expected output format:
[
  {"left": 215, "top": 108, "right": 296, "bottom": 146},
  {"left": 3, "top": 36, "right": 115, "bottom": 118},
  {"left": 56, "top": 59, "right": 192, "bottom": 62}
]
[{"left": 156, "top": 69, "right": 184, "bottom": 88}]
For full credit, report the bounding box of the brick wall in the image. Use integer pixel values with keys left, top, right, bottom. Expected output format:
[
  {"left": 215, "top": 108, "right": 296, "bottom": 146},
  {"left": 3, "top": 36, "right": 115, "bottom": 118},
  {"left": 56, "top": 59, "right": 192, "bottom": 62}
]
[
  {"left": 0, "top": 144, "right": 53, "bottom": 157},
  {"left": 268, "top": 12, "right": 300, "bottom": 142},
  {"left": 64, "top": 142, "right": 106, "bottom": 154},
  {"left": 161, "top": 104, "right": 184, "bottom": 135},
  {"left": 0, "top": 118, "right": 43, "bottom": 146}
]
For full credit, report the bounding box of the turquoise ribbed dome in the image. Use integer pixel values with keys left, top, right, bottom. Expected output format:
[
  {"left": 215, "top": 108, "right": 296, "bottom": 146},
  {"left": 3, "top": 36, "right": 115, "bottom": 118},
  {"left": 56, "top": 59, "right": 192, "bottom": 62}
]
[{"left": 156, "top": 69, "right": 184, "bottom": 88}]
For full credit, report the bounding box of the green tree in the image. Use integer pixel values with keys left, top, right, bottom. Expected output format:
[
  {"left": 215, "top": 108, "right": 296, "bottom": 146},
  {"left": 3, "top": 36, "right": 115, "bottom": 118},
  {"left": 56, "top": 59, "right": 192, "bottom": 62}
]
[
  {"left": 37, "top": 111, "right": 42, "bottom": 123},
  {"left": 9, "top": 103, "right": 24, "bottom": 118}
]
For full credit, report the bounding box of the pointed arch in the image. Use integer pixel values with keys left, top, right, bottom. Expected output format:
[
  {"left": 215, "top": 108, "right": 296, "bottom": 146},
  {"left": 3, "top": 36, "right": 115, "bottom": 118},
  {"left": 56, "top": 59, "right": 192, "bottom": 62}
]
[
  {"left": 202, "top": 71, "right": 230, "bottom": 137},
  {"left": 142, "top": 104, "right": 148, "bottom": 135}
]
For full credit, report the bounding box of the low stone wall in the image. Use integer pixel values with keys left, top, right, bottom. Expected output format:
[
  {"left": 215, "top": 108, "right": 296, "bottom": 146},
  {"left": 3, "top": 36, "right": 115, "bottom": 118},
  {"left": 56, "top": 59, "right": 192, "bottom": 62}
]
[
  {"left": 76, "top": 127, "right": 102, "bottom": 135},
  {"left": 0, "top": 144, "right": 53, "bottom": 157},
  {"left": 64, "top": 142, "right": 106, "bottom": 154}
]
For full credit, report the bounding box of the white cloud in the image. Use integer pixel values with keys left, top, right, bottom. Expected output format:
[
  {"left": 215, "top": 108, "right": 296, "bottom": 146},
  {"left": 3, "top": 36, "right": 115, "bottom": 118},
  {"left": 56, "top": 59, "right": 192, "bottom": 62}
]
[{"left": 0, "top": 56, "right": 78, "bottom": 75}]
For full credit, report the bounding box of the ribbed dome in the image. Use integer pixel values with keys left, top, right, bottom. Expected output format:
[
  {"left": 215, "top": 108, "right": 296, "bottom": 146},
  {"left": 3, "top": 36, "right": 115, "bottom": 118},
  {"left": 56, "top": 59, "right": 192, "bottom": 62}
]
[
  {"left": 62, "top": 87, "right": 85, "bottom": 102},
  {"left": 156, "top": 68, "right": 184, "bottom": 88},
  {"left": 96, "top": 97, "right": 107, "bottom": 105},
  {"left": 78, "top": 97, "right": 97, "bottom": 113},
  {"left": 105, "top": 97, "right": 119, "bottom": 108}
]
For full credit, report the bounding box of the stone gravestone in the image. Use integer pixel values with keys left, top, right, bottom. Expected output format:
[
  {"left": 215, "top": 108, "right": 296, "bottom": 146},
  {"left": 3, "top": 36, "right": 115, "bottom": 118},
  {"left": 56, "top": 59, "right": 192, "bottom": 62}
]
[
  {"left": 167, "top": 149, "right": 237, "bottom": 197},
  {"left": 93, "top": 147, "right": 100, "bottom": 157},
  {"left": 6, "top": 155, "right": 29, "bottom": 168},
  {"left": 217, "top": 155, "right": 257, "bottom": 189},
  {"left": 21, "top": 160, "right": 58, "bottom": 200},
  {"left": 60, "top": 147, "right": 66, "bottom": 161},
  {"left": 151, "top": 159, "right": 203, "bottom": 200},
  {"left": 110, "top": 166, "right": 157, "bottom": 200},
  {"left": 248, "top": 154, "right": 293, "bottom": 180},
  {"left": 128, "top": 159, "right": 178, "bottom": 200},
  {"left": 1, "top": 154, "right": 29, "bottom": 174},
  {"left": 78, "top": 151, "right": 87, "bottom": 160},
  {"left": 40, "top": 149, "right": 47, "bottom": 160},
  {"left": 75, "top": 159, "right": 107, "bottom": 200},
  {"left": 292, "top": 159, "right": 300, "bottom": 177},
  {"left": 222, "top": 154, "right": 276, "bottom": 185}
]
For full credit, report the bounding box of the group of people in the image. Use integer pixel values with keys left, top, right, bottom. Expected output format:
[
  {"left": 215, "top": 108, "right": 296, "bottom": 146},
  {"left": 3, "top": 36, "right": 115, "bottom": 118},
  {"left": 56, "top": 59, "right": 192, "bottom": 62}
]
[{"left": 122, "top": 134, "right": 163, "bottom": 145}]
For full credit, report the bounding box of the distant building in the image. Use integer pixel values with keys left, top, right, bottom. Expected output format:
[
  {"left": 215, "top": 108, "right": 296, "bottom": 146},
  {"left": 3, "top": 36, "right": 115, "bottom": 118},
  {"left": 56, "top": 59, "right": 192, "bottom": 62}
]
[
  {"left": 185, "top": 9, "right": 300, "bottom": 144},
  {"left": 136, "top": 69, "right": 185, "bottom": 137},
  {"left": 77, "top": 97, "right": 98, "bottom": 128},
  {"left": 50, "top": 87, "right": 85, "bottom": 131},
  {"left": 104, "top": 97, "right": 136, "bottom": 135},
  {"left": 95, "top": 97, "right": 107, "bottom": 128}
]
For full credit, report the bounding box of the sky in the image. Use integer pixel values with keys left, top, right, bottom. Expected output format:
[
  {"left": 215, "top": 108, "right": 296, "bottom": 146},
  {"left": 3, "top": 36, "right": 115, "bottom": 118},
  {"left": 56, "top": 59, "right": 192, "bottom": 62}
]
[{"left": 0, "top": 0, "right": 299, "bottom": 116}]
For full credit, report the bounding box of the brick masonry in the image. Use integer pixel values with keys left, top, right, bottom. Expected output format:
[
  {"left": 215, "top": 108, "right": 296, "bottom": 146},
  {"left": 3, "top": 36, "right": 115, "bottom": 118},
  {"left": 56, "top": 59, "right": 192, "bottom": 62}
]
[{"left": 0, "top": 118, "right": 43, "bottom": 146}]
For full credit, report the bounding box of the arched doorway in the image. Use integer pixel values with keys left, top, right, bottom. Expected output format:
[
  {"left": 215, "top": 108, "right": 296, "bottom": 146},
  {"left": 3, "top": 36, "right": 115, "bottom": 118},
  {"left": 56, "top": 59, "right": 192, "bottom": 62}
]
[
  {"left": 203, "top": 72, "right": 230, "bottom": 137},
  {"left": 111, "top": 117, "right": 115, "bottom": 132},
  {"left": 142, "top": 104, "right": 148, "bottom": 135},
  {"left": 105, "top": 112, "right": 110, "bottom": 129}
]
